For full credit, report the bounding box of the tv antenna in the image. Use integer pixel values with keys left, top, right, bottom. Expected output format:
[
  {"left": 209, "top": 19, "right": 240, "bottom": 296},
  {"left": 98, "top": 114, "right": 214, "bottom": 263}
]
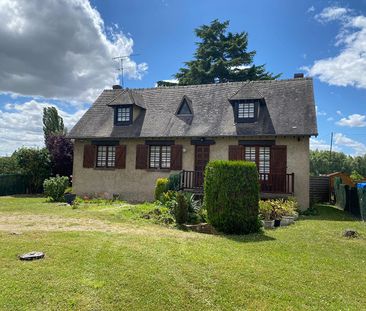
[{"left": 112, "top": 54, "right": 140, "bottom": 88}]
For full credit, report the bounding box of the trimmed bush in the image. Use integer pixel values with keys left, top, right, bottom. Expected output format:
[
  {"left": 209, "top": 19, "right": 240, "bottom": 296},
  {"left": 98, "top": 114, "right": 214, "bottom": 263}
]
[
  {"left": 174, "top": 192, "right": 188, "bottom": 224},
  {"left": 204, "top": 160, "right": 261, "bottom": 234},
  {"left": 154, "top": 178, "right": 169, "bottom": 201},
  {"left": 43, "top": 176, "right": 69, "bottom": 202}
]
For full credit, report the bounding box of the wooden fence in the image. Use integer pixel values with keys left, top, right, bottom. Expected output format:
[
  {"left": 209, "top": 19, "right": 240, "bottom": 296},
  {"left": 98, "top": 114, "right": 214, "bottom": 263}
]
[{"left": 310, "top": 176, "right": 330, "bottom": 203}]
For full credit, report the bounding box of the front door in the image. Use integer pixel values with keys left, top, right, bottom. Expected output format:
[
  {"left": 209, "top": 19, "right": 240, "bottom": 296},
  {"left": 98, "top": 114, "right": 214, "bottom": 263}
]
[{"left": 195, "top": 145, "right": 210, "bottom": 187}]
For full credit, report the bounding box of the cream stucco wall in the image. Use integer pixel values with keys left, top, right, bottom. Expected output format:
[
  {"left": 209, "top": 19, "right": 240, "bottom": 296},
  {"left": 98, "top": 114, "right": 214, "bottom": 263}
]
[{"left": 72, "top": 136, "right": 310, "bottom": 209}]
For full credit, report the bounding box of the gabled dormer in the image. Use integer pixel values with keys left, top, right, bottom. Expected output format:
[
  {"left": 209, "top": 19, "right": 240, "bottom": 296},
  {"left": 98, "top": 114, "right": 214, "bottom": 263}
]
[
  {"left": 107, "top": 88, "right": 145, "bottom": 126},
  {"left": 229, "top": 83, "right": 264, "bottom": 123}
]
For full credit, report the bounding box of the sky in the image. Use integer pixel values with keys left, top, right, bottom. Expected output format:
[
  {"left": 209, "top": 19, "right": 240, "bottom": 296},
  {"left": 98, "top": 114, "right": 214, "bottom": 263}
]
[{"left": 0, "top": 0, "right": 365, "bottom": 156}]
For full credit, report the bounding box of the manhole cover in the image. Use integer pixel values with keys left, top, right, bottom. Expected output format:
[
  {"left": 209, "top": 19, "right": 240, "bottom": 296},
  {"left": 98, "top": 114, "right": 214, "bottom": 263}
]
[{"left": 19, "top": 251, "right": 45, "bottom": 261}]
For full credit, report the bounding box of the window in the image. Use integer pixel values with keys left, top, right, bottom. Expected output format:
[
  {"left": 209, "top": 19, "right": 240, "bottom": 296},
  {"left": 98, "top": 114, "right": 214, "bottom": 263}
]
[
  {"left": 149, "top": 145, "right": 171, "bottom": 169},
  {"left": 238, "top": 102, "right": 255, "bottom": 119},
  {"left": 244, "top": 146, "right": 256, "bottom": 162},
  {"left": 259, "top": 147, "right": 270, "bottom": 177},
  {"left": 177, "top": 98, "right": 192, "bottom": 115},
  {"left": 115, "top": 106, "right": 132, "bottom": 125},
  {"left": 96, "top": 146, "right": 116, "bottom": 168},
  {"left": 243, "top": 146, "right": 270, "bottom": 180}
]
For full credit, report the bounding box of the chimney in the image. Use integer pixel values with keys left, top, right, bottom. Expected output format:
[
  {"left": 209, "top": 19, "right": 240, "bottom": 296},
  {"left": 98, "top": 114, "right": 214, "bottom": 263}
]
[
  {"left": 294, "top": 73, "right": 304, "bottom": 79},
  {"left": 112, "top": 84, "right": 122, "bottom": 89}
]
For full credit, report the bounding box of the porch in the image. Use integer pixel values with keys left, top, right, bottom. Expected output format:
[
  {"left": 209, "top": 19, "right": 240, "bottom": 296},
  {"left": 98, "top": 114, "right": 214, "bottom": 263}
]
[{"left": 178, "top": 170, "right": 295, "bottom": 197}]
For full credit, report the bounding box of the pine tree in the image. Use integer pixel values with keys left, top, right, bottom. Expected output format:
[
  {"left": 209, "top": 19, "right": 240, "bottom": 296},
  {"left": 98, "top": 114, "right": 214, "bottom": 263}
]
[{"left": 174, "top": 19, "right": 280, "bottom": 85}]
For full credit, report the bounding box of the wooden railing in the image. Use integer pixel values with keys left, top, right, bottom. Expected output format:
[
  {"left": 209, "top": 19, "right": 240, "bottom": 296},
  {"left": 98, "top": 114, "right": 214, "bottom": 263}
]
[
  {"left": 179, "top": 170, "right": 204, "bottom": 192},
  {"left": 259, "top": 173, "right": 294, "bottom": 194},
  {"left": 179, "top": 170, "right": 294, "bottom": 194}
]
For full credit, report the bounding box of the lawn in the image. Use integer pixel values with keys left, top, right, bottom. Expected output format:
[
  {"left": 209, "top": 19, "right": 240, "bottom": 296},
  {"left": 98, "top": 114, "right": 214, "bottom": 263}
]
[{"left": 0, "top": 196, "right": 365, "bottom": 310}]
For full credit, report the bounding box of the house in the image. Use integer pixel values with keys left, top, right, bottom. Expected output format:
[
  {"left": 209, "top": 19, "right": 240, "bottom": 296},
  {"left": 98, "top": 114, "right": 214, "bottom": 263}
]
[{"left": 68, "top": 75, "right": 318, "bottom": 209}]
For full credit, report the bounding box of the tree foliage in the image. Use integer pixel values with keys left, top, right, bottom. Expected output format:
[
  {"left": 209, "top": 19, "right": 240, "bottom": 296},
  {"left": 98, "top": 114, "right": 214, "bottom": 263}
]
[
  {"left": 12, "top": 147, "right": 51, "bottom": 193},
  {"left": 0, "top": 156, "right": 20, "bottom": 174},
  {"left": 46, "top": 135, "right": 73, "bottom": 177},
  {"left": 310, "top": 150, "right": 366, "bottom": 178},
  {"left": 43, "top": 106, "right": 65, "bottom": 142},
  {"left": 174, "top": 19, "right": 280, "bottom": 85}
]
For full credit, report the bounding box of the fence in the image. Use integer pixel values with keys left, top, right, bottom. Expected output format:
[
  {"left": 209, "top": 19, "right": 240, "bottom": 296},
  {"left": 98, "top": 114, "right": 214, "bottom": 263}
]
[
  {"left": 310, "top": 176, "right": 329, "bottom": 203},
  {"left": 0, "top": 174, "right": 29, "bottom": 196}
]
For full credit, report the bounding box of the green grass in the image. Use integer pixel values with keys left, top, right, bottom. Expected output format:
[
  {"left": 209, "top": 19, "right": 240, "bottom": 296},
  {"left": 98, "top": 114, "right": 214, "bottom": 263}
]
[{"left": 0, "top": 196, "right": 365, "bottom": 310}]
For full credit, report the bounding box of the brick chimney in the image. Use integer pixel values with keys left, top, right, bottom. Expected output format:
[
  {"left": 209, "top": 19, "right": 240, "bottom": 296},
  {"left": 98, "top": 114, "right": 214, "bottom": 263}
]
[{"left": 294, "top": 73, "right": 304, "bottom": 79}]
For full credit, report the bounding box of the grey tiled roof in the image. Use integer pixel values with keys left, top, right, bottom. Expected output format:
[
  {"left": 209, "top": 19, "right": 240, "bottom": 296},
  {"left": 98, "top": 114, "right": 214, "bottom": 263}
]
[{"left": 68, "top": 78, "right": 318, "bottom": 139}]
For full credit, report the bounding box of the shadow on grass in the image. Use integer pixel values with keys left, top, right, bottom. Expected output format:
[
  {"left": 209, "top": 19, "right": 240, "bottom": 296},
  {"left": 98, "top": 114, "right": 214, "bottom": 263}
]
[
  {"left": 223, "top": 232, "right": 276, "bottom": 243},
  {"left": 3, "top": 194, "right": 44, "bottom": 198},
  {"left": 299, "top": 204, "right": 360, "bottom": 222}
]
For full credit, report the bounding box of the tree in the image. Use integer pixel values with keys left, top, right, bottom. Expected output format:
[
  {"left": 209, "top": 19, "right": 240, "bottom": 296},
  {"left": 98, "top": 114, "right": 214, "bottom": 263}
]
[
  {"left": 46, "top": 134, "right": 73, "bottom": 177},
  {"left": 0, "top": 156, "right": 20, "bottom": 174},
  {"left": 174, "top": 19, "right": 280, "bottom": 85},
  {"left": 350, "top": 170, "right": 364, "bottom": 181},
  {"left": 310, "top": 150, "right": 366, "bottom": 177},
  {"left": 43, "top": 106, "right": 65, "bottom": 142},
  {"left": 12, "top": 147, "right": 51, "bottom": 193}
]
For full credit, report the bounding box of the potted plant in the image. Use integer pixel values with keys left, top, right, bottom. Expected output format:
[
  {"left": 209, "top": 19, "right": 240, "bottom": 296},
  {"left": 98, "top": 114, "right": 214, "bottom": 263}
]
[
  {"left": 259, "top": 200, "right": 274, "bottom": 229},
  {"left": 280, "top": 200, "right": 296, "bottom": 226},
  {"left": 271, "top": 200, "right": 284, "bottom": 227},
  {"left": 64, "top": 187, "right": 76, "bottom": 205}
]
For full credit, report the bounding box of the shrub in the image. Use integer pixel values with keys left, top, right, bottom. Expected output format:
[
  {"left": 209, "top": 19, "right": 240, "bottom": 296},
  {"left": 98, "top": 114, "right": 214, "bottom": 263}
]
[
  {"left": 259, "top": 200, "right": 272, "bottom": 220},
  {"left": 167, "top": 173, "right": 180, "bottom": 191},
  {"left": 174, "top": 192, "right": 188, "bottom": 224},
  {"left": 154, "top": 178, "right": 169, "bottom": 201},
  {"left": 43, "top": 175, "right": 69, "bottom": 202},
  {"left": 204, "top": 160, "right": 261, "bottom": 234}
]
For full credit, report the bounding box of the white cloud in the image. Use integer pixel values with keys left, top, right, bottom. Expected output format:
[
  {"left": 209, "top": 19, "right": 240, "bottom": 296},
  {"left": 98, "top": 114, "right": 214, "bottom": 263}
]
[
  {"left": 327, "top": 117, "right": 334, "bottom": 121},
  {"left": 333, "top": 133, "right": 366, "bottom": 156},
  {"left": 337, "top": 114, "right": 366, "bottom": 127},
  {"left": 310, "top": 137, "right": 332, "bottom": 151},
  {"left": 314, "top": 6, "right": 349, "bottom": 23},
  {"left": 307, "top": 6, "right": 315, "bottom": 13},
  {"left": 336, "top": 110, "right": 342, "bottom": 115},
  {"left": 316, "top": 105, "right": 327, "bottom": 116},
  {"left": 0, "top": 100, "right": 86, "bottom": 155},
  {"left": 0, "top": 0, "right": 147, "bottom": 103},
  {"left": 304, "top": 6, "right": 366, "bottom": 89}
]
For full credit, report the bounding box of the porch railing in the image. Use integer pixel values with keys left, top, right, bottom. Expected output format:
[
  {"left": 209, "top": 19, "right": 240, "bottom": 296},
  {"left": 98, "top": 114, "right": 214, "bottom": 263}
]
[{"left": 179, "top": 170, "right": 294, "bottom": 195}]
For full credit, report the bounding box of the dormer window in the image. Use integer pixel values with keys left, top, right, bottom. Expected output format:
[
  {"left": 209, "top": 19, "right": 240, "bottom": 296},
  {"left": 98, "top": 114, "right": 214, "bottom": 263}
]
[
  {"left": 234, "top": 100, "right": 258, "bottom": 123},
  {"left": 238, "top": 102, "right": 255, "bottom": 118},
  {"left": 176, "top": 96, "right": 193, "bottom": 116},
  {"left": 114, "top": 105, "right": 132, "bottom": 125}
]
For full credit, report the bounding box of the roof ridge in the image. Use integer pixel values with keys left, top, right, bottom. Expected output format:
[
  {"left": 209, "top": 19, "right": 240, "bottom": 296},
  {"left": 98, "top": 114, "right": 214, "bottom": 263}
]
[{"left": 104, "top": 77, "right": 312, "bottom": 92}]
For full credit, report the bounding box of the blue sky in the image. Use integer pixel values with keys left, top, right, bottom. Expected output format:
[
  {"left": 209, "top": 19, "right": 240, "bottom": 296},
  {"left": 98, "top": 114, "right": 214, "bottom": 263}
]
[{"left": 0, "top": 0, "right": 365, "bottom": 156}]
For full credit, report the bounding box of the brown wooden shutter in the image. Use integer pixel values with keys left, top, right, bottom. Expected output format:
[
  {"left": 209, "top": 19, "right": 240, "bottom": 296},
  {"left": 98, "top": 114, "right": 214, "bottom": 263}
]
[
  {"left": 135, "top": 144, "right": 148, "bottom": 169},
  {"left": 270, "top": 145, "right": 287, "bottom": 174},
  {"left": 228, "top": 145, "right": 244, "bottom": 161},
  {"left": 115, "top": 145, "right": 126, "bottom": 169},
  {"left": 171, "top": 144, "right": 183, "bottom": 170},
  {"left": 83, "top": 144, "right": 96, "bottom": 168}
]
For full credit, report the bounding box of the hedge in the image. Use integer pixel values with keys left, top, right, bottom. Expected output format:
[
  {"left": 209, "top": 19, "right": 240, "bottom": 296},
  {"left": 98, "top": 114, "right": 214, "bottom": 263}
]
[{"left": 203, "top": 160, "right": 261, "bottom": 234}]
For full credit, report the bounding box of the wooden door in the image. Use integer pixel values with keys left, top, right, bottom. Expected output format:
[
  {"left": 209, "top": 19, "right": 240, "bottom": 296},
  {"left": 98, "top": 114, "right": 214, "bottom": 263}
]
[{"left": 195, "top": 145, "right": 210, "bottom": 187}]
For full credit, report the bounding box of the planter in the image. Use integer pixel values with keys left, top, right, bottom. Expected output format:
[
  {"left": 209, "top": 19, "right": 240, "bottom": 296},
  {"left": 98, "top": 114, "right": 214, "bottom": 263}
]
[
  {"left": 274, "top": 219, "right": 281, "bottom": 227},
  {"left": 281, "top": 216, "right": 295, "bottom": 226},
  {"left": 64, "top": 193, "right": 76, "bottom": 205},
  {"left": 262, "top": 219, "right": 275, "bottom": 229},
  {"left": 293, "top": 212, "right": 299, "bottom": 221}
]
